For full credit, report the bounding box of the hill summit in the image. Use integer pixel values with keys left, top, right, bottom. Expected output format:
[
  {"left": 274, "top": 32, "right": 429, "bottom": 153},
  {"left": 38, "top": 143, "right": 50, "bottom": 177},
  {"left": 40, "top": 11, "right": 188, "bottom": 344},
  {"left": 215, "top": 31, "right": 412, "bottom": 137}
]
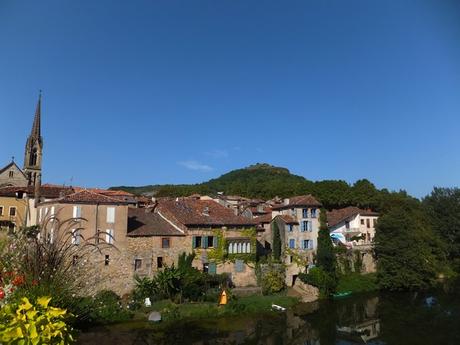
[{"left": 110, "top": 163, "right": 392, "bottom": 210}]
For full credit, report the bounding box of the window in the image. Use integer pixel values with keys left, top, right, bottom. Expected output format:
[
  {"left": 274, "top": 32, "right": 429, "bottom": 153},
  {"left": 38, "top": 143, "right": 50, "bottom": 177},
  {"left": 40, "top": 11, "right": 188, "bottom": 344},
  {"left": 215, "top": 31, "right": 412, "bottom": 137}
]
[
  {"left": 104, "top": 255, "right": 110, "bottom": 266},
  {"left": 289, "top": 256, "right": 293, "bottom": 263},
  {"left": 302, "top": 240, "right": 313, "bottom": 250},
  {"left": 71, "top": 229, "right": 80, "bottom": 245},
  {"left": 287, "top": 224, "right": 293, "bottom": 232},
  {"left": 72, "top": 255, "right": 79, "bottom": 266},
  {"left": 106, "top": 229, "right": 114, "bottom": 244},
  {"left": 50, "top": 206, "right": 55, "bottom": 217},
  {"left": 8, "top": 223, "right": 15, "bottom": 233},
  {"left": 0, "top": 206, "right": 3, "bottom": 216},
  {"left": 38, "top": 208, "right": 42, "bottom": 222},
  {"left": 162, "top": 238, "right": 170, "bottom": 248},
  {"left": 373, "top": 218, "right": 377, "bottom": 227},
  {"left": 228, "top": 241, "right": 251, "bottom": 254},
  {"left": 302, "top": 208, "right": 308, "bottom": 218},
  {"left": 8, "top": 171, "right": 13, "bottom": 178},
  {"left": 301, "top": 221, "right": 309, "bottom": 232},
  {"left": 192, "top": 236, "right": 202, "bottom": 248},
  {"left": 366, "top": 219, "right": 370, "bottom": 228},
  {"left": 157, "top": 257, "right": 163, "bottom": 268},
  {"left": 134, "top": 259, "right": 142, "bottom": 271},
  {"left": 106, "top": 207, "right": 115, "bottom": 223},
  {"left": 202, "top": 263, "right": 209, "bottom": 273},
  {"left": 73, "top": 206, "right": 82, "bottom": 218},
  {"left": 361, "top": 219, "right": 365, "bottom": 225},
  {"left": 289, "top": 239, "right": 295, "bottom": 249},
  {"left": 311, "top": 208, "right": 317, "bottom": 218},
  {"left": 345, "top": 221, "right": 350, "bottom": 229},
  {"left": 291, "top": 208, "right": 296, "bottom": 217},
  {"left": 9, "top": 207, "right": 16, "bottom": 217},
  {"left": 207, "top": 236, "right": 214, "bottom": 248}
]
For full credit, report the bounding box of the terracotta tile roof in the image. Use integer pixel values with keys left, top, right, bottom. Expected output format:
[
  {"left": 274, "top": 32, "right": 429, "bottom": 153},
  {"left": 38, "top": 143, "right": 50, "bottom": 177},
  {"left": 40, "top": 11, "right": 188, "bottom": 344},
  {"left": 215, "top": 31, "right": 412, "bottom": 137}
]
[
  {"left": 0, "top": 185, "right": 74, "bottom": 199},
  {"left": 327, "top": 206, "right": 379, "bottom": 227},
  {"left": 127, "top": 208, "right": 185, "bottom": 237},
  {"left": 271, "top": 195, "right": 322, "bottom": 210},
  {"left": 157, "top": 198, "right": 255, "bottom": 227},
  {"left": 274, "top": 215, "right": 299, "bottom": 224},
  {"left": 43, "top": 189, "right": 130, "bottom": 205},
  {"left": 254, "top": 213, "right": 273, "bottom": 224}
]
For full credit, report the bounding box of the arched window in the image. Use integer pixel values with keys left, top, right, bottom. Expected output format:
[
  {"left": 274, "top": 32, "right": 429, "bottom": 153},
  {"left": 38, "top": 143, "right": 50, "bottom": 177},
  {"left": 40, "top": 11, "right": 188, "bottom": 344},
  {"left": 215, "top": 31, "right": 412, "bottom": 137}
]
[
  {"left": 8, "top": 171, "right": 13, "bottom": 178},
  {"left": 246, "top": 243, "right": 251, "bottom": 253},
  {"left": 29, "top": 148, "right": 38, "bottom": 166},
  {"left": 228, "top": 243, "right": 233, "bottom": 254}
]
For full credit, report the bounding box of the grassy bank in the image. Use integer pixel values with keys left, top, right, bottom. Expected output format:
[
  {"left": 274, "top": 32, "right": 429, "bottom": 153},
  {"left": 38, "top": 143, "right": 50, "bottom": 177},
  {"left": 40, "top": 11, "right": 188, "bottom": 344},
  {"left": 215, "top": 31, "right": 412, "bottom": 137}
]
[
  {"left": 336, "top": 273, "right": 378, "bottom": 294},
  {"left": 132, "top": 294, "right": 299, "bottom": 323}
]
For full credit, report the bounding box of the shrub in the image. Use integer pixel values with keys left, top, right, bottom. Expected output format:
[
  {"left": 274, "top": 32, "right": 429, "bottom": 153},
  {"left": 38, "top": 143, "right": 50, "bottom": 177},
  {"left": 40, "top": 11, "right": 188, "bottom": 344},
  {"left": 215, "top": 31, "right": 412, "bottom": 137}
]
[
  {"left": 0, "top": 296, "right": 75, "bottom": 344},
  {"left": 261, "top": 270, "right": 285, "bottom": 295},
  {"left": 87, "top": 290, "right": 132, "bottom": 324},
  {"left": 299, "top": 267, "right": 337, "bottom": 297}
]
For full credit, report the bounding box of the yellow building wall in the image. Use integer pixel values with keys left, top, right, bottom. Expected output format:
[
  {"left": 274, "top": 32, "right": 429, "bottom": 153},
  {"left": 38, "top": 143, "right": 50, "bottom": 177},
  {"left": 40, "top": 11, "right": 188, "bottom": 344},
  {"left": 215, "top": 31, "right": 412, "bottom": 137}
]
[{"left": 0, "top": 196, "right": 28, "bottom": 231}]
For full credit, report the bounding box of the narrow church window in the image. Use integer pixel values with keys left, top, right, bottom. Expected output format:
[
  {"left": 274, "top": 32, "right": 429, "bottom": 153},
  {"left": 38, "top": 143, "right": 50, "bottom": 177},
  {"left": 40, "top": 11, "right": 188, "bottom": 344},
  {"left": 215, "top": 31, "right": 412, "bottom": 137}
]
[
  {"left": 9, "top": 171, "right": 13, "bottom": 178},
  {"left": 105, "top": 255, "right": 110, "bottom": 266},
  {"left": 30, "top": 148, "right": 38, "bottom": 166}
]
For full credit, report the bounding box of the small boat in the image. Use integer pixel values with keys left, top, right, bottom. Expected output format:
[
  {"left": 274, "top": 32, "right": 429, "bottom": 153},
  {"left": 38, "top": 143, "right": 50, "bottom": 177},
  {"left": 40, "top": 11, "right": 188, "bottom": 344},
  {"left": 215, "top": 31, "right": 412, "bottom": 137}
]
[
  {"left": 271, "top": 304, "right": 286, "bottom": 311},
  {"left": 333, "top": 291, "right": 352, "bottom": 299}
]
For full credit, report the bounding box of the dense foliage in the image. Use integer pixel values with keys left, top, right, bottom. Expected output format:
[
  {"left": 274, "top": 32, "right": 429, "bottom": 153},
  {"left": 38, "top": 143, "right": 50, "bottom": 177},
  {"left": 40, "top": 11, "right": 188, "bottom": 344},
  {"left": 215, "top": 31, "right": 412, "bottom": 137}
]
[
  {"left": 0, "top": 296, "right": 75, "bottom": 344},
  {"left": 423, "top": 187, "right": 460, "bottom": 270},
  {"left": 133, "top": 253, "right": 229, "bottom": 305},
  {"left": 271, "top": 222, "right": 281, "bottom": 261},
  {"left": 374, "top": 203, "right": 443, "bottom": 290},
  {"left": 111, "top": 163, "right": 400, "bottom": 210}
]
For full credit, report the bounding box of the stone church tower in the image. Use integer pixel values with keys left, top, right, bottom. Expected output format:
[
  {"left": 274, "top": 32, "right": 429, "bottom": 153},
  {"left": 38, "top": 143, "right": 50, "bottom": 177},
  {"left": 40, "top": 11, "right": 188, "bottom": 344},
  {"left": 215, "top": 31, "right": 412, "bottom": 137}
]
[{"left": 23, "top": 92, "right": 43, "bottom": 191}]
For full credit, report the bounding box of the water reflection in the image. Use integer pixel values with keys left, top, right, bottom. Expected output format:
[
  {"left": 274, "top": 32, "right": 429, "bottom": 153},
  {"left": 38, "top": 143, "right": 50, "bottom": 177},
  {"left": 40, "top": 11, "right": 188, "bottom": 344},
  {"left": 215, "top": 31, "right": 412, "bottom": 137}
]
[{"left": 79, "top": 280, "right": 460, "bottom": 345}]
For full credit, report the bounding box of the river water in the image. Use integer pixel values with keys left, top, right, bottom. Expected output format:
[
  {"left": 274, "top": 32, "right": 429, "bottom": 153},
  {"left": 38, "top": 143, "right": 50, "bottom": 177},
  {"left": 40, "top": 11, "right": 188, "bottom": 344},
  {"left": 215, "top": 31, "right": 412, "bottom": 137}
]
[{"left": 78, "top": 281, "right": 460, "bottom": 345}]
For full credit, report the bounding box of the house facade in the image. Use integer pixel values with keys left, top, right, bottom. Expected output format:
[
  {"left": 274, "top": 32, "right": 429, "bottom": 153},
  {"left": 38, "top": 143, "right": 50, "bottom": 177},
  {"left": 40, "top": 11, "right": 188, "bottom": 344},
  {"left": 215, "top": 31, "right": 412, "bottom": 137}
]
[
  {"left": 327, "top": 206, "right": 379, "bottom": 247},
  {"left": 37, "top": 189, "right": 132, "bottom": 294},
  {"left": 271, "top": 195, "right": 322, "bottom": 286}
]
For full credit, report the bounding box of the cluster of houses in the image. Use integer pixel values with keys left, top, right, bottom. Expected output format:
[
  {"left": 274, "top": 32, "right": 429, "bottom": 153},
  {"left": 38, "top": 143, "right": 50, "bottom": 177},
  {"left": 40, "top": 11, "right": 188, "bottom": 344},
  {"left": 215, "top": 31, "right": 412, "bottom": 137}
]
[{"left": 0, "top": 96, "right": 378, "bottom": 294}]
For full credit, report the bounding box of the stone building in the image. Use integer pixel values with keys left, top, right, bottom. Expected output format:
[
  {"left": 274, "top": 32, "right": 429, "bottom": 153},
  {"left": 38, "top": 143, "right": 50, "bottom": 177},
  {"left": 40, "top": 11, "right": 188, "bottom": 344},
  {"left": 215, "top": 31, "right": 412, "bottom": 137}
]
[
  {"left": 271, "top": 195, "right": 322, "bottom": 286},
  {"left": 124, "top": 197, "right": 259, "bottom": 292},
  {"left": 37, "top": 189, "right": 132, "bottom": 294}
]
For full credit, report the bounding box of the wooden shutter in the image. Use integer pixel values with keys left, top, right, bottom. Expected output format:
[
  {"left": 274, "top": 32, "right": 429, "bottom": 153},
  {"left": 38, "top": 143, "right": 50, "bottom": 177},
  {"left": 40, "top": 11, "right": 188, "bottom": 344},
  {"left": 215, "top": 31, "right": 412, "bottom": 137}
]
[
  {"left": 202, "top": 236, "right": 208, "bottom": 249},
  {"left": 209, "top": 262, "right": 217, "bottom": 275}
]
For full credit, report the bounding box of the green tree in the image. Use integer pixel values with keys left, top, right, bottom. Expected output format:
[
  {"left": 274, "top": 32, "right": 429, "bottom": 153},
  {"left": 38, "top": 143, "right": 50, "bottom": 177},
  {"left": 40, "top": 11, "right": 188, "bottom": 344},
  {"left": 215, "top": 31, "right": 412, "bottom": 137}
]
[
  {"left": 272, "top": 222, "right": 281, "bottom": 261},
  {"left": 374, "top": 204, "right": 440, "bottom": 290},
  {"left": 314, "top": 208, "right": 338, "bottom": 295},
  {"left": 423, "top": 187, "right": 460, "bottom": 270}
]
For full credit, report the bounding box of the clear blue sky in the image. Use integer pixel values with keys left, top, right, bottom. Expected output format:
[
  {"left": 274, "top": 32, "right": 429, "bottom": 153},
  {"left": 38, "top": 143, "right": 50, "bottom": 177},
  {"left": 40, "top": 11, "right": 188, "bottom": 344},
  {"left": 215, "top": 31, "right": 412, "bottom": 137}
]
[{"left": 1, "top": 0, "right": 459, "bottom": 197}]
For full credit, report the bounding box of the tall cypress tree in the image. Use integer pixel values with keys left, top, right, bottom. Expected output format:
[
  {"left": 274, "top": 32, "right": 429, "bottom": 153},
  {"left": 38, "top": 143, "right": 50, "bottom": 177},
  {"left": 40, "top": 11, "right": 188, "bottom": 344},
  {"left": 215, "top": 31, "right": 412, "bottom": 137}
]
[
  {"left": 316, "top": 208, "right": 336, "bottom": 273},
  {"left": 315, "top": 208, "right": 338, "bottom": 294},
  {"left": 272, "top": 221, "right": 281, "bottom": 261}
]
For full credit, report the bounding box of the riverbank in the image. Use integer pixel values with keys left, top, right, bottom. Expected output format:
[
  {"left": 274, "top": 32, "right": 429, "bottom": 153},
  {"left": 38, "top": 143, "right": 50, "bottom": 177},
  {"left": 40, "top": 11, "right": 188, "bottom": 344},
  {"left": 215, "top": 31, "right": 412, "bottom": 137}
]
[{"left": 129, "top": 294, "right": 299, "bottom": 324}]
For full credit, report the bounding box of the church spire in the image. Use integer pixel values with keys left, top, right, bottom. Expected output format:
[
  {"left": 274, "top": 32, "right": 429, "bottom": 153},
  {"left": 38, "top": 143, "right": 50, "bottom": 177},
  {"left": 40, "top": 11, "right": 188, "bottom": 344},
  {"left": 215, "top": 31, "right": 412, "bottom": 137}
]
[
  {"left": 24, "top": 92, "right": 43, "bottom": 189},
  {"left": 31, "top": 90, "right": 41, "bottom": 139}
]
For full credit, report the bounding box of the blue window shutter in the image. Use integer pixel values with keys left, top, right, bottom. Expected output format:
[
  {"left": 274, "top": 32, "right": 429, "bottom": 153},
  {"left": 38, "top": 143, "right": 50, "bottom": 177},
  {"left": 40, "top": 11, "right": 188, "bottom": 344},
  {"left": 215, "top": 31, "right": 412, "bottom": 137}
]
[
  {"left": 213, "top": 236, "right": 218, "bottom": 248},
  {"left": 202, "top": 236, "right": 208, "bottom": 249},
  {"left": 235, "top": 259, "right": 244, "bottom": 272},
  {"left": 192, "top": 236, "right": 196, "bottom": 248},
  {"left": 209, "top": 262, "right": 217, "bottom": 275},
  {"left": 309, "top": 240, "right": 314, "bottom": 249}
]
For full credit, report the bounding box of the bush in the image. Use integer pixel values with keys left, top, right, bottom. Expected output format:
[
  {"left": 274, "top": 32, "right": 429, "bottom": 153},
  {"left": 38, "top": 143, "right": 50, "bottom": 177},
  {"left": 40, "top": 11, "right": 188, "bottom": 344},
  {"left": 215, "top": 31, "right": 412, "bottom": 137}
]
[
  {"left": 261, "top": 270, "right": 285, "bottom": 295},
  {"left": 299, "top": 267, "right": 337, "bottom": 297},
  {"left": 87, "top": 290, "right": 132, "bottom": 324},
  {"left": 0, "top": 296, "right": 75, "bottom": 344}
]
